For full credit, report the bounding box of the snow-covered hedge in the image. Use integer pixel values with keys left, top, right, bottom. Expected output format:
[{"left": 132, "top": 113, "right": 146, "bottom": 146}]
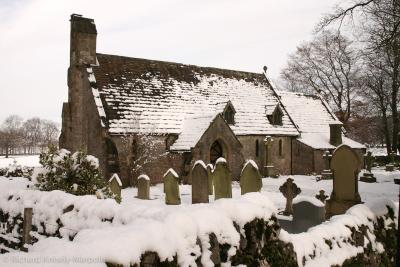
[
  {"left": 0, "top": 160, "right": 33, "bottom": 178},
  {"left": 34, "top": 147, "right": 116, "bottom": 200}
]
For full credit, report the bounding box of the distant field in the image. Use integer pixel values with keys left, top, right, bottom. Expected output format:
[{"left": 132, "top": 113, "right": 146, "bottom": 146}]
[{"left": 0, "top": 155, "right": 40, "bottom": 168}]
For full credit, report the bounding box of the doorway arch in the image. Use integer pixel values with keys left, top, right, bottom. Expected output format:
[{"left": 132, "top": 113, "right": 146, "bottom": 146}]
[
  {"left": 105, "top": 138, "right": 120, "bottom": 174},
  {"left": 210, "top": 140, "right": 225, "bottom": 164}
]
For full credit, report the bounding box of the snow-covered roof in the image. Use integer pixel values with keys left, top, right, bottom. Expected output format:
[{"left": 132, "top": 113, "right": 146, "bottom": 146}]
[
  {"left": 278, "top": 91, "right": 364, "bottom": 149},
  {"left": 169, "top": 113, "right": 217, "bottom": 151},
  {"left": 91, "top": 54, "right": 299, "bottom": 136}
]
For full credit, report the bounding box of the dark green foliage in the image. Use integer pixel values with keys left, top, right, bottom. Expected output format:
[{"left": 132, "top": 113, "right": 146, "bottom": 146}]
[{"left": 35, "top": 146, "right": 116, "bottom": 200}]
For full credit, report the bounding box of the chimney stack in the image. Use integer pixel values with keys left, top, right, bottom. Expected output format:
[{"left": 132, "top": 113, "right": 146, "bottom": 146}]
[
  {"left": 329, "top": 123, "right": 343, "bottom": 146},
  {"left": 70, "top": 14, "right": 97, "bottom": 66}
]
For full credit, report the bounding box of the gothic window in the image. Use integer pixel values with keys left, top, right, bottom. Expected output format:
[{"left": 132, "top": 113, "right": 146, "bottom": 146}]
[
  {"left": 256, "top": 140, "right": 260, "bottom": 157},
  {"left": 210, "top": 140, "right": 223, "bottom": 164},
  {"left": 105, "top": 138, "right": 120, "bottom": 174},
  {"left": 279, "top": 139, "right": 283, "bottom": 157}
]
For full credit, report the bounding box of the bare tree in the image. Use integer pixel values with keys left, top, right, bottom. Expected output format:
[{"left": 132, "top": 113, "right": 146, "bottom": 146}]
[
  {"left": 0, "top": 115, "right": 23, "bottom": 157},
  {"left": 40, "top": 120, "right": 60, "bottom": 149},
  {"left": 281, "top": 31, "right": 362, "bottom": 124},
  {"left": 23, "top": 117, "right": 42, "bottom": 154},
  {"left": 319, "top": 0, "right": 400, "bottom": 152}
]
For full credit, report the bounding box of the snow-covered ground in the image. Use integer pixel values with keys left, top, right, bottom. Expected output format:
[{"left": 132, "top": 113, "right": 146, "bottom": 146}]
[
  {"left": 0, "top": 155, "right": 40, "bottom": 168},
  {"left": 0, "top": 155, "right": 398, "bottom": 267}
]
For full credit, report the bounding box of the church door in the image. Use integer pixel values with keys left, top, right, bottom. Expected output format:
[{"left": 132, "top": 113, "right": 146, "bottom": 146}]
[{"left": 210, "top": 140, "right": 223, "bottom": 164}]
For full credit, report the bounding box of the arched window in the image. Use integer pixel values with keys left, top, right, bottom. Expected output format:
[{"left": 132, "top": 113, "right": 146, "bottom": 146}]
[
  {"left": 105, "top": 138, "right": 120, "bottom": 174},
  {"left": 255, "top": 140, "right": 259, "bottom": 157},
  {"left": 210, "top": 140, "right": 223, "bottom": 164},
  {"left": 279, "top": 139, "right": 283, "bottom": 157}
]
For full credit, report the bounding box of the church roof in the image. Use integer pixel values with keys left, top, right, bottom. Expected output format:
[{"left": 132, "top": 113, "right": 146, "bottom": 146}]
[
  {"left": 90, "top": 53, "right": 299, "bottom": 137},
  {"left": 278, "top": 91, "right": 364, "bottom": 149}
]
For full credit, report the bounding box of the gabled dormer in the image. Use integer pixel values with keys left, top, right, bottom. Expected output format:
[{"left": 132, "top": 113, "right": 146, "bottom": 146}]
[
  {"left": 266, "top": 104, "right": 283, "bottom": 126},
  {"left": 222, "top": 101, "right": 236, "bottom": 125}
]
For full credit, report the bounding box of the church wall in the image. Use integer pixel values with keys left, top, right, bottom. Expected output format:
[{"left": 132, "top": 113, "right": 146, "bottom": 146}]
[
  {"left": 237, "top": 135, "right": 292, "bottom": 176},
  {"left": 292, "top": 140, "right": 315, "bottom": 175}
]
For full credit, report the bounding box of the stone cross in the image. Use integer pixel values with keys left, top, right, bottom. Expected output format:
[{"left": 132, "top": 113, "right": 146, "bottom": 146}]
[
  {"left": 240, "top": 160, "right": 262, "bottom": 195},
  {"left": 109, "top": 173, "right": 122, "bottom": 203},
  {"left": 326, "top": 145, "right": 361, "bottom": 218},
  {"left": 315, "top": 190, "right": 328, "bottom": 203},
  {"left": 279, "top": 177, "right": 301, "bottom": 215},
  {"left": 365, "top": 151, "right": 373, "bottom": 173},
  {"left": 164, "top": 168, "right": 181, "bottom": 205},
  {"left": 213, "top": 158, "right": 232, "bottom": 200},
  {"left": 206, "top": 164, "right": 214, "bottom": 195},
  {"left": 191, "top": 161, "right": 209, "bottom": 204},
  {"left": 263, "top": 136, "right": 278, "bottom": 177},
  {"left": 321, "top": 151, "right": 333, "bottom": 180},
  {"left": 137, "top": 174, "right": 150, "bottom": 200}
]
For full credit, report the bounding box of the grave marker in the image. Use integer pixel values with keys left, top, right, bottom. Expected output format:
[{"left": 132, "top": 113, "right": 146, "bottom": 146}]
[
  {"left": 240, "top": 160, "right": 262, "bottom": 195},
  {"left": 109, "top": 173, "right": 122, "bottom": 203},
  {"left": 191, "top": 161, "right": 209, "bottom": 204},
  {"left": 164, "top": 168, "right": 181, "bottom": 205},
  {"left": 326, "top": 145, "right": 362, "bottom": 218},
  {"left": 206, "top": 164, "right": 214, "bottom": 195},
  {"left": 279, "top": 177, "right": 301, "bottom": 215},
  {"left": 360, "top": 151, "right": 376, "bottom": 183},
  {"left": 213, "top": 158, "right": 232, "bottom": 200},
  {"left": 137, "top": 174, "right": 150, "bottom": 200}
]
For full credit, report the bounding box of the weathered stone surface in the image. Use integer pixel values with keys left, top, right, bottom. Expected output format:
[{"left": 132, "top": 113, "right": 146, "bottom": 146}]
[
  {"left": 240, "top": 161, "right": 262, "bottom": 195},
  {"left": 213, "top": 158, "right": 232, "bottom": 200},
  {"left": 137, "top": 174, "right": 150, "bottom": 200},
  {"left": 206, "top": 164, "right": 214, "bottom": 195},
  {"left": 291, "top": 198, "right": 325, "bottom": 233},
  {"left": 326, "top": 145, "right": 362, "bottom": 218},
  {"left": 164, "top": 169, "right": 181, "bottom": 205},
  {"left": 279, "top": 177, "right": 301, "bottom": 216},
  {"left": 109, "top": 173, "right": 122, "bottom": 203},
  {"left": 191, "top": 161, "right": 209, "bottom": 204}
]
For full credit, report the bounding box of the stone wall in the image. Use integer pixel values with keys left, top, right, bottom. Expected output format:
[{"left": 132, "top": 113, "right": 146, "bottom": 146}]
[{"left": 291, "top": 139, "right": 314, "bottom": 175}]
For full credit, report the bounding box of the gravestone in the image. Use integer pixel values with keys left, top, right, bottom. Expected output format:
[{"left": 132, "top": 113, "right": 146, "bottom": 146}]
[
  {"left": 164, "top": 168, "right": 181, "bottom": 205},
  {"left": 385, "top": 151, "right": 396, "bottom": 171},
  {"left": 321, "top": 151, "right": 333, "bottom": 180},
  {"left": 191, "top": 161, "right": 209, "bottom": 204},
  {"left": 326, "top": 145, "right": 362, "bottom": 218},
  {"left": 213, "top": 158, "right": 232, "bottom": 200},
  {"left": 360, "top": 151, "right": 376, "bottom": 183},
  {"left": 279, "top": 177, "right": 301, "bottom": 215},
  {"left": 137, "top": 174, "right": 150, "bottom": 200},
  {"left": 240, "top": 160, "right": 262, "bottom": 195},
  {"left": 263, "top": 136, "right": 279, "bottom": 178},
  {"left": 291, "top": 196, "right": 325, "bottom": 233},
  {"left": 206, "top": 164, "right": 214, "bottom": 195},
  {"left": 109, "top": 173, "right": 122, "bottom": 203},
  {"left": 315, "top": 189, "right": 328, "bottom": 203}
]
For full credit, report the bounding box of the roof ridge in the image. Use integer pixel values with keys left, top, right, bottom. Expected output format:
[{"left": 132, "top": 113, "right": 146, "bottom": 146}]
[{"left": 96, "top": 53, "right": 266, "bottom": 78}]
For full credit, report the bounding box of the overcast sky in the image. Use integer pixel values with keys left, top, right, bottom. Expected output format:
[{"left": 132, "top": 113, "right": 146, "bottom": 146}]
[{"left": 0, "top": 0, "right": 340, "bottom": 123}]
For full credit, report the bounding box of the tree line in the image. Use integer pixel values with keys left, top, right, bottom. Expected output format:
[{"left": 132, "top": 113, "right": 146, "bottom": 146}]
[
  {"left": 0, "top": 115, "right": 60, "bottom": 157},
  {"left": 279, "top": 0, "right": 399, "bottom": 154}
]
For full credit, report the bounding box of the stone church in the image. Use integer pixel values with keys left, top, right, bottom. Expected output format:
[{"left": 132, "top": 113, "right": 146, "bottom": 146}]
[{"left": 60, "top": 14, "right": 365, "bottom": 186}]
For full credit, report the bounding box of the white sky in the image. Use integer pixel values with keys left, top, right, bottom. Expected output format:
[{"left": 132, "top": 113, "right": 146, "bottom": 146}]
[{"left": 0, "top": 0, "right": 340, "bottom": 123}]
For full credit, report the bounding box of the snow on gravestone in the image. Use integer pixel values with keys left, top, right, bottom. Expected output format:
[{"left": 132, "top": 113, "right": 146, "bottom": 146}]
[
  {"left": 213, "top": 158, "right": 232, "bottom": 200},
  {"left": 109, "top": 173, "right": 122, "bottom": 203},
  {"left": 137, "top": 174, "right": 150, "bottom": 200},
  {"left": 191, "top": 161, "right": 209, "bottom": 204},
  {"left": 163, "top": 168, "right": 181, "bottom": 205},
  {"left": 206, "top": 164, "right": 213, "bottom": 195},
  {"left": 240, "top": 160, "right": 262, "bottom": 195},
  {"left": 326, "top": 145, "right": 362, "bottom": 218}
]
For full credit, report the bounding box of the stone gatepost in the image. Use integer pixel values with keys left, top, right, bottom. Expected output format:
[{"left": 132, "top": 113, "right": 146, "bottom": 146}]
[
  {"left": 191, "top": 161, "right": 209, "bottom": 204},
  {"left": 263, "top": 136, "right": 279, "bottom": 178},
  {"left": 137, "top": 174, "right": 150, "bottom": 200},
  {"left": 325, "top": 145, "right": 362, "bottom": 218},
  {"left": 360, "top": 151, "right": 376, "bottom": 183},
  {"left": 240, "top": 160, "right": 262, "bottom": 195},
  {"left": 321, "top": 151, "right": 333, "bottom": 180},
  {"left": 213, "top": 158, "right": 232, "bottom": 200}
]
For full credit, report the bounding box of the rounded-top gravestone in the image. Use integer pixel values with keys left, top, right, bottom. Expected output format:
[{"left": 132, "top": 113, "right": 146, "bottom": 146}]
[
  {"left": 213, "top": 158, "right": 232, "bottom": 200},
  {"left": 137, "top": 174, "right": 150, "bottom": 200},
  {"left": 240, "top": 160, "right": 262, "bottom": 195},
  {"left": 191, "top": 161, "right": 209, "bottom": 204},
  {"left": 163, "top": 168, "right": 181, "bottom": 205}
]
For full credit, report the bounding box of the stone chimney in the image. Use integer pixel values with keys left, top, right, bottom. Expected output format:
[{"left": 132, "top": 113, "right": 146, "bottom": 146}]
[
  {"left": 70, "top": 14, "right": 97, "bottom": 66},
  {"left": 329, "top": 123, "right": 343, "bottom": 146}
]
